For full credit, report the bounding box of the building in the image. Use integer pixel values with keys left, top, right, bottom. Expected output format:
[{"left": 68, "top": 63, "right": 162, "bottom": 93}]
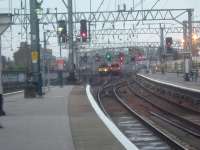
[
  {"left": 13, "top": 42, "right": 32, "bottom": 71},
  {"left": 14, "top": 42, "right": 56, "bottom": 71}
]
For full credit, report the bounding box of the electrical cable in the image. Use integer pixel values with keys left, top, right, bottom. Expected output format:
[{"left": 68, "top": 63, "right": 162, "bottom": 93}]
[
  {"left": 150, "top": 0, "right": 161, "bottom": 10},
  {"left": 96, "top": 0, "right": 105, "bottom": 12},
  {"left": 61, "top": 0, "right": 68, "bottom": 9}
]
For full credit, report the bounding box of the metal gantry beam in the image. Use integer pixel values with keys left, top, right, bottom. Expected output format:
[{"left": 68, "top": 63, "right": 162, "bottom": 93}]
[
  {"left": 2, "top": 7, "right": 199, "bottom": 52},
  {"left": 11, "top": 8, "right": 196, "bottom": 42},
  {"left": 12, "top": 8, "right": 193, "bottom": 24},
  {"left": 90, "top": 27, "right": 191, "bottom": 36},
  {"left": 80, "top": 40, "right": 182, "bottom": 50},
  {"left": 37, "top": 25, "right": 200, "bottom": 38}
]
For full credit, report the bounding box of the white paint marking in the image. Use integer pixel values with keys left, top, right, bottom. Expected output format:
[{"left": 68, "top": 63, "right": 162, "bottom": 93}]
[
  {"left": 86, "top": 85, "right": 139, "bottom": 150},
  {"left": 3, "top": 86, "right": 54, "bottom": 97},
  {"left": 4, "top": 91, "right": 23, "bottom": 96},
  {"left": 139, "top": 74, "right": 200, "bottom": 93}
]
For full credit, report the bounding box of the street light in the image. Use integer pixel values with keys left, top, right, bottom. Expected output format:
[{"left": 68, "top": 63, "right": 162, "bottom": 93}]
[
  {"left": 58, "top": 27, "right": 64, "bottom": 33},
  {"left": 181, "top": 39, "right": 185, "bottom": 48},
  {"left": 198, "top": 50, "right": 200, "bottom": 56},
  {"left": 57, "top": 27, "right": 64, "bottom": 57},
  {"left": 57, "top": 28, "right": 64, "bottom": 87},
  {"left": 192, "top": 34, "right": 198, "bottom": 41}
]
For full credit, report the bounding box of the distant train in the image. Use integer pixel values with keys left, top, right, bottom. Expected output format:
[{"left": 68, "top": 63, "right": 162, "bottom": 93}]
[{"left": 97, "top": 63, "right": 122, "bottom": 75}]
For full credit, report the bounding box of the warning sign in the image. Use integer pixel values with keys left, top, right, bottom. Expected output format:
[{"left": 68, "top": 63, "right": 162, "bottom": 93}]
[
  {"left": 56, "top": 58, "right": 64, "bottom": 71},
  {"left": 32, "top": 51, "right": 38, "bottom": 63}
]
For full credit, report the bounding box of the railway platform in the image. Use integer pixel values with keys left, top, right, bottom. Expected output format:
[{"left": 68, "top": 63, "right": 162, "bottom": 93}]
[
  {"left": 0, "top": 86, "right": 126, "bottom": 150},
  {"left": 140, "top": 72, "right": 200, "bottom": 91}
]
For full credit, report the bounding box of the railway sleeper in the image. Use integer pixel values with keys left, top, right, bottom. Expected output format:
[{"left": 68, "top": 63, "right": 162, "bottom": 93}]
[{"left": 193, "top": 98, "right": 200, "bottom": 105}]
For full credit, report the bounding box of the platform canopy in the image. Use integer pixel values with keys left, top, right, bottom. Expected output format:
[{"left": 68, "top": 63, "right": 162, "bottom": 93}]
[{"left": 0, "top": 13, "right": 12, "bottom": 35}]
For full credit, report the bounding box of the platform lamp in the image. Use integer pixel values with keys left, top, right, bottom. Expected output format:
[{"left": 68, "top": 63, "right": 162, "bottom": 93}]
[
  {"left": 57, "top": 26, "right": 64, "bottom": 87},
  {"left": 58, "top": 26, "right": 64, "bottom": 57},
  {"left": 192, "top": 33, "right": 198, "bottom": 70},
  {"left": 0, "top": 14, "right": 12, "bottom": 116}
]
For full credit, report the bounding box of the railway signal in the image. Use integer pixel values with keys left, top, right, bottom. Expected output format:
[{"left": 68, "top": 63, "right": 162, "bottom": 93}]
[
  {"left": 58, "top": 20, "right": 67, "bottom": 43},
  {"left": 165, "top": 37, "right": 173, "bottom": 53},
  {"left": 80, "top": 19, "right": 87, "bottom": 42},
  {"left": 35, "top": 0, "right": 43, "bottom": 14},
  {"left": 105, "top": 52, "right": 112, "bottom": 61},
  {"left": 36, "top": 0, "right": 43, "bottom": 9},
  {"left": 118, "top": 52, "right": 125, "bottom": 64}
]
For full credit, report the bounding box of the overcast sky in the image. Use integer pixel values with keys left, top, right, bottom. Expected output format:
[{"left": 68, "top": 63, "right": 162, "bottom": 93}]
[
  {"left": 0, "top": 0, "right": 200, "bottom": 58},
  {"left": 0, "top": 0, "right": 198, "bottom": 15}
]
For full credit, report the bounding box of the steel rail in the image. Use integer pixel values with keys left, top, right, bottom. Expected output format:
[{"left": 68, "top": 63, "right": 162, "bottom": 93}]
[
  {"left": 151, "top": 112, "right": 200, "bottom": 138},
  {"left": 112, "top": 84, "right": 186, "bottom": 150},
  {"left": 127, "top": 80, "right": 200, "bottom": 138}
]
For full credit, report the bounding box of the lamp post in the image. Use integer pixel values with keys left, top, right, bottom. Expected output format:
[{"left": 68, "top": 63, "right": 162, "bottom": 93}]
[
  {"left": 58, "top": 27, "right": 64, "bottom": 87},
  {"left": 42, "top": 30, "right": 48, "bottom": 92},
  {"left": 58, "top": 27, "right": 63, "bottom": 57},
  {"left": 43, "top": 29, "right": 51, "bottom": 91}
]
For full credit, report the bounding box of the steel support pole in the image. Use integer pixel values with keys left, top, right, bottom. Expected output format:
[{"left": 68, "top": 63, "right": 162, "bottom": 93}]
[
  {"left": 43, "top": 31, "right": 47, "bottom": 92},
  {"left": 160, "top": 27, "right": 164, "bottom": 53},
  {"left": 183, "top": 9, "right": 193, "bottom": 81},
  {"left": 188, "top": 9, "right": 193, "bottom": 55},
  {"left": 0, "top": 36, "right": 5, "bottom": 116},
  {"left": 68, "top": 0, "right": 75, "bottom": 80},
  {"left": 30, "top": 0, "right": 42, "bottom": 96},
  {"left": 160, "top": 25, "right": 165, "bottom": 74},
  {"left": 59, "top": 39, "right": 63, "bottom": 87},
  {"left": 183, "top": 21, "right": 187, "bottom": 50},
  {"left": 188, "top": 9, "right": 193, "bottom": 74}
]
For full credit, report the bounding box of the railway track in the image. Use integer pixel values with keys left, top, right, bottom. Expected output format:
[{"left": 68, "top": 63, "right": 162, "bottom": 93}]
[
  {"left": 96, "top": 79, "right": 186, "bottom": 150},
  {"left": 128, "top": 79, "right": 200, "bottom": 138},
  {"left": 136, "top": 74, "right": 200, "bottom": 113}
]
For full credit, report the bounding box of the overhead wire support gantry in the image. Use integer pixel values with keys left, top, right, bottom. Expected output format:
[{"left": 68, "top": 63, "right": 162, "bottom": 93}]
[
  {"left": 4, "top": 7, "right": 197, "bottom": 52},
  {"left": 12, "top": 8, "right": 193, "bottom": 24}
]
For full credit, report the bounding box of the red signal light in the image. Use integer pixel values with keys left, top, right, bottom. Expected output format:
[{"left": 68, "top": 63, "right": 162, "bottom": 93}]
[
  {"left": 81, "top": 32, "right": 87, "bottom": 38},
  {"left": 119, "top": 56, "right": 124, "bottom": 65},
  {"left": 81, "top": 32, "right": 87, "bottom": 42}
]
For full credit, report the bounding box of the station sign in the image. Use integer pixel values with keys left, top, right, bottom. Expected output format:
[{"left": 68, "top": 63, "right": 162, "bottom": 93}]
[
  {"left": 56, "top": 58, "right": 64, "bottom": 71},
  {"left": 32, "top": 51, "right": 38, "bottom": 63}
]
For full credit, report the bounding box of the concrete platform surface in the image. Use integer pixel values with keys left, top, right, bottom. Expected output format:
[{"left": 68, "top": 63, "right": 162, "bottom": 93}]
[
  {"left": 0, "top": 86, "right": 75, "bottom": 150},
  {"left": 69, "top": 86, "right": 126, "bottom": 150},
  {"left": 141, "top": 72, "right": 200, "bottom": 90},
  {"left": 0, "top": 86, "right": 126, "bottom": 150}
]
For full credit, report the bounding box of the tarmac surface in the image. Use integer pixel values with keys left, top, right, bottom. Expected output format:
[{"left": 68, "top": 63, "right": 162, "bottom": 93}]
[{"left": 0, "top": 86, "right": 125, "bottom": 150}]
